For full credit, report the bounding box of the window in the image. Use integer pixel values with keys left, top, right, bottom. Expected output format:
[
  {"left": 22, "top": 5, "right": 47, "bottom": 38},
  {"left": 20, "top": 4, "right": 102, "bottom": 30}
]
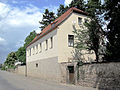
[
  {"left": 50, "top": 37, "right": 53, "bottom": 48},
  {"left": 68, "top": 35, "right": 74, "bottom": 47},
  {"left": 84, "top": 19, "right": 88, "bottom": 23},
  {"left": 78, "top": 17, "right": 82, "bottom": 25},
  {"left": 33, "top": 46, "right": 35, "bottom": 55},
  {"left": 27, "top": 50, "right": 28, "bottom": 57},
  {"left": 46, "top": 40, "right": 48, "bottom": 50},
  {"left": 36, "top": 63, "right": 38, "bottom": 67},
  {"left": 39, "top": 43, "right": 42, "bottom": 53},
  {"left": 30, "top": 48, "right": 31, "bottom": 56},
  {"left": 36, "top": 45, "right": 38, "bottom": 54}
]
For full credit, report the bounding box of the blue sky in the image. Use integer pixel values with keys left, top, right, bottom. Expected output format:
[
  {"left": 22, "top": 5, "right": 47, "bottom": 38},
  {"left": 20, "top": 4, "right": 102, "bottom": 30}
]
[{"left": 0, "top": 0, "right": 73, "bottom": 63}]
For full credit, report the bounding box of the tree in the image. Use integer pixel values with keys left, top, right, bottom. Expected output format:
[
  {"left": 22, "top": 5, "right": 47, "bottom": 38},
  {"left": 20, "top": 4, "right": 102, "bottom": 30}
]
[
  {"left": 104, "top": 0, "right": 120, "bottom": 61},
  {"left": 16, "top": 31, "right": 37, "bottom": 64},
  {"left": 69, "top": 0, "right": 85, "bottom": 11},
  {"left": 16, "top": 47, "right": 26, "bottom": 64},
  {"left": 24, "top": 31, "right": 36, "bottom": 47},
  {"left": 4, "top": 52, "right": 17, "bottom": 69},
  {"left": 39, "top": 9, "right": 56, "bottom": 31},
  {"left": 57, "top": 4, "right": 68, "bottom": 17}
]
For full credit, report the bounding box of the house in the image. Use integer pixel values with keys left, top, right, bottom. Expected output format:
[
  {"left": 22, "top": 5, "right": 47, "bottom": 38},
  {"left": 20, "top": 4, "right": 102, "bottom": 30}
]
[{"left": 26, "top": 7, "right": 96, "bottom": 83}]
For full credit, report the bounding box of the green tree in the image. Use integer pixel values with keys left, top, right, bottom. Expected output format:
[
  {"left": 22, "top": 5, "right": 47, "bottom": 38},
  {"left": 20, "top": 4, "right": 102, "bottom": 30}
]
[
  {"left": 57, "top": 4, "right": 68, "bottom": 17},
  {"left": 86, "top": 0, "right": 104, "bottom": 62},
  {"left": 4, "top": 52, "right": 17, "bottom": 69},
  {"left": 69, "top": 0, "right": 85, "bottom": 11},
  {"left": 73, "top": 0, "right": 104, "bottom": 62},
  {"left": 24, "top": 31, "right": 36, "bottom": 47},
  {"left": 16, "top": 47, "right": 26, "bottom": 64},
  {"left": 104, "top": 0, "right": 120, "bottom": 61},
  {"left": 39, "top": 9, "right": 56, "bottom": 31}
]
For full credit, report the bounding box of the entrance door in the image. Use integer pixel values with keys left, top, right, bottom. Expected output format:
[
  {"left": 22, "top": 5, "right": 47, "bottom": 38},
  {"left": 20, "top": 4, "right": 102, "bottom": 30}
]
[{"left": 68, "top": 66, "right": 74, "bottom": 84}]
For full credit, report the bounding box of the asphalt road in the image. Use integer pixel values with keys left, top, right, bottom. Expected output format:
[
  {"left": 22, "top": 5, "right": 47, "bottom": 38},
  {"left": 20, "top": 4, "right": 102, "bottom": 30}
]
[{"left": 0, "top": 70, "right": 97, "bottom": 90}]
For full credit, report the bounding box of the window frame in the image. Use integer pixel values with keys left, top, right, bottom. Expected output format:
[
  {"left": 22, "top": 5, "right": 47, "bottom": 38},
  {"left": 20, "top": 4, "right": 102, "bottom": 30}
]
[
  {"left": 78, "top": 17, "right": 82, "bottom": 25},
  {"left": 39, "top": 43, "right": 42, "bottom": 53},
  {"left": 50, "top": 37, "right": 53, "bottom": 49},
  {"left": 68, "top": 35, "right": 74, "bottom": 47},
  {"left": 36, "top": 44, "right": 38, "bottom": 54},
  {"left": 45, "top": 40, "right": 48, "bottom": 50},
  {"left": 33, "top": 46, "right": 35, "bottom": 55}
]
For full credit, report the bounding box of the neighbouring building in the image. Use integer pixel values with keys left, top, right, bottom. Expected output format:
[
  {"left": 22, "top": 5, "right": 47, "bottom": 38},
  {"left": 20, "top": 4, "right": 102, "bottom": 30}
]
[{"left": 26, "top": 7, "right": 96, "bottom": 83}]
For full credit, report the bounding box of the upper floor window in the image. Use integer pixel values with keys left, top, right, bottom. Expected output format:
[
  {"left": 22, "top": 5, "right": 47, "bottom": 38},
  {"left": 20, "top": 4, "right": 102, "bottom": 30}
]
[
  {"left": 27, "top": 50, "right": 29, "bottom": 57},
  {"left": 68, "top": 35, "right": 74, "bottom": 47},
  {"left": 36, "top": 44, "right": 38, "bottom": 54},
  {"left": 78, "top": 17, "right": 82, "bottom": 25},
  {"left": 33, "top": 46, "right": 35, "bottom": 55},
  {"left": 46, "top": 40, "right": 48, "bottom": 50},
  {"left": 30, "top": 48, "right": 31, "bottom": 56},
  {"left": 50, "top": 37, "right": 53, "bottom": 49},
  {"left": 39, "top": 43, "right": 42, "bottom": 52},
  {"left": 84, "top": 19, "right": 88, "bottom": 23}
]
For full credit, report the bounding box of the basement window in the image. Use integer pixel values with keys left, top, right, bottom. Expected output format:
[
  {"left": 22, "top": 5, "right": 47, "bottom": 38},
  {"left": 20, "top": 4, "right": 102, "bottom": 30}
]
[{"left": 36, "top": 63, "right": 38, "bottom": 68}]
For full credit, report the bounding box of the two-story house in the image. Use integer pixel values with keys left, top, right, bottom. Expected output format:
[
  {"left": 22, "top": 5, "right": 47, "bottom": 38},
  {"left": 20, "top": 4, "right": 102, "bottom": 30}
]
[{"left": 26, "top": 7, "right": 96, "bottom": 83}]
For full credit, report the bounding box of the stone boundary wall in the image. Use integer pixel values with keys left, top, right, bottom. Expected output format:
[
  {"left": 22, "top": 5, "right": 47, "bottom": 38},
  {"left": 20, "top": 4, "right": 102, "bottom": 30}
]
[
  {"left": 15, "top": 65, "right": 26, "bottom": 76},
  {"left": 77, "top": 62, "right": 120, "bottom": 90}
]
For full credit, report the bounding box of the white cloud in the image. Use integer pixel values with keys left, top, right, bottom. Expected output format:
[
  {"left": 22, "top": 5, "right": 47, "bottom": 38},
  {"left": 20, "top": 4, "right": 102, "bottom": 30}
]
[
  {"left": 0, "top": 37, "right": 5, "bottom": 42},
  {"left": 64, "top": 0, "right": 73, "bottom": 6},
  {"left": 0, "top": 37, "right": 6, "bottom": 45},
  {"left": 43, "top": 5, "right": 59, "bottom": 14},
  {"left": 16, "top": 40, "right": 24, "bottom": 48},
  {"left": 0, "top": 2, "right": 59, "bottom": 63}
]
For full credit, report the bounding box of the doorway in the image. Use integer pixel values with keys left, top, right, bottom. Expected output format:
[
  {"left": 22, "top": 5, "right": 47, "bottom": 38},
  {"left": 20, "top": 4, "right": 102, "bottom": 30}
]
[{"left": 68, "top": 66, "right": 75, "bottom": 84}]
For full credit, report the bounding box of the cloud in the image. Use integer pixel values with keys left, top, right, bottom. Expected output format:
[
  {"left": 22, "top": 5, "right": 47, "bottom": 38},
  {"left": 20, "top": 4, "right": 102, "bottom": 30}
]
[
  {"left": 0, "top": 1, "right": 59, "bottom": 63},
  {"left": 43, "top": 5, "right": 59, "bottom": 14},
  {"left": 0, "top": 2, "right": 43, "bottom": 63},
  {"left": 64, "top": 0, "right": 72, "bottom": 6},
  {"left": 0, "top": 37, "right": 7, "bottom": 45}
]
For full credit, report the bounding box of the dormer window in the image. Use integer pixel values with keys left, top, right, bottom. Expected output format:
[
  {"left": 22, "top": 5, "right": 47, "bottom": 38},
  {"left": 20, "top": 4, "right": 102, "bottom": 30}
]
[{"left": 78, "top": 17, "right": 82, "bottom": 25}]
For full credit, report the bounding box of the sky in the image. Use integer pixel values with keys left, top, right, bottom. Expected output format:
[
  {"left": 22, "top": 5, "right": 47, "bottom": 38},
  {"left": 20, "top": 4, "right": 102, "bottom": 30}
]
[{"left": 0, "top": 0, "right": 73, "bottom": 63}]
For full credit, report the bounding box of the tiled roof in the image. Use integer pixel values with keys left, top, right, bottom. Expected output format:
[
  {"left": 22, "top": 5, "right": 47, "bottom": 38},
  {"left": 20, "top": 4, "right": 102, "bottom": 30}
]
[{"left": 27, "top": 7, "right": 88, "bottom": 48}]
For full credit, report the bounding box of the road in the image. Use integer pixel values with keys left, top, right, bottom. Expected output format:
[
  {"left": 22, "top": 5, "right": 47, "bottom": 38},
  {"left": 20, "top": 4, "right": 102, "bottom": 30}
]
[{"left": 0, "top": 70, "right": 97, "bottom": 90}]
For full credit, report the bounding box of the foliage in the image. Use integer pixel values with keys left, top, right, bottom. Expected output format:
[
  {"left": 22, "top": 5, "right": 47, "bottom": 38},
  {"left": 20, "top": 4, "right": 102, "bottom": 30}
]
[
  {"left": 16, "top": 47, "right": 26, "bottom": 64},
  {"left": 24, "top": 31, "right": 36, "bottom": 47},
  {"left": 16, "top": 31, "right": 37, "bottom": 64},
  {"left": 39, "top": 9, "right": 56, "bottom": 31},
  {"left": 73, "top": 0, "right": 104, "bottom": 62},
  {"left": 69, "top": 0, "right": 85, "bottom": 11},
  {"left": 4, "top": 52, "right": 17, "bottom": 69},
  {"left": 104, "top": 0, "right": 120, "bottom": 61},
  {"left": 57, "top": 4, "right": 68, "bottom": 17}
]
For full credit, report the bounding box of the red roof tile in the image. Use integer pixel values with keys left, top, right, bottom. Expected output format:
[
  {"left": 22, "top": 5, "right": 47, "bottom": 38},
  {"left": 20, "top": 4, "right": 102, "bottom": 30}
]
[{"left": 27, "top": 7, "right": 88, "bottom": 48}]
